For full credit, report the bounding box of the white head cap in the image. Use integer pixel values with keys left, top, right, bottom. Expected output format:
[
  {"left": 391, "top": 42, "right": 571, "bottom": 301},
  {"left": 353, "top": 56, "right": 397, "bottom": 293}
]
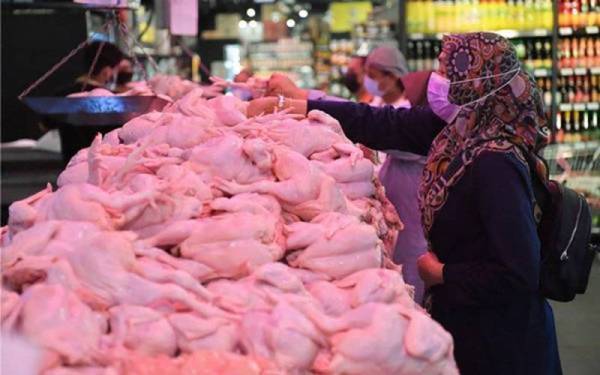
[{"left": 366, "top": 46, "right": 408, "bottom": 77}]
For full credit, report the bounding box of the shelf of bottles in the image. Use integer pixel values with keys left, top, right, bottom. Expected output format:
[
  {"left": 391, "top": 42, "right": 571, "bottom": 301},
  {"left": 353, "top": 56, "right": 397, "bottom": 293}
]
[
  {"left": 405, "top": 1, "right": 555, "bottom": 86},
  {"left": 555, "top": 0, "right": 600, "bottom": 145},
  {"left": 406, "top": 0, "right": 554, "bottom": 37}
]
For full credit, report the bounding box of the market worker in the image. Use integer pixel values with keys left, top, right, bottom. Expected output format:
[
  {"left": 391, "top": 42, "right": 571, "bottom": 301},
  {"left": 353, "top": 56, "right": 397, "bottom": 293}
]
[
  {"left": 362, "top": 45, "right": 410, "bottom": 108},
  {"left": 342, "top": 55, "right": 373, "bottom": 103},
  {"left": 114, "top": 57, "right": 134, "bottom": 93},
  {"left": 247, "top": 32, "right": 562, "bottom": 375},
  {"left": 56, "top": 41, "right": 125, "bottom": 96},
  {"left": 362, "top": 46, "right": 428, "bottom": 305}
]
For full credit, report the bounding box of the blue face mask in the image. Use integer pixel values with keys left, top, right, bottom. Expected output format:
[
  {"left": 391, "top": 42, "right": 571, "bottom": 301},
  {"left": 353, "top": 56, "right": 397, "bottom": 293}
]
[
  {"left": 364, "top": 76, "right": 385, "bottom": 97},
  {"left": 231, "top": 87, "right": 253, "bottom": 101}
]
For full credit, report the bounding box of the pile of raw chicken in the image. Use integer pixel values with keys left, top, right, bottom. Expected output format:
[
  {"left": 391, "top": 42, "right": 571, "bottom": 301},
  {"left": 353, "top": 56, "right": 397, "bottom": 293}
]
[
  {"left": 68, "top": 75, "right": 225, "bottom": 101},
  {"left": 1, "top": 88, "right": 458, "bottom": 375}
]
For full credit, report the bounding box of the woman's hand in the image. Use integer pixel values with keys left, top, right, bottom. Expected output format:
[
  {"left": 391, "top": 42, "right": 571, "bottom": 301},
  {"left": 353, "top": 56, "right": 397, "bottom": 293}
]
[
  {"left": 247, "top": 97, "right": 278, "bottom": 117},
  {"left": 267, "top": 73, "right": 308, "bottom": 99},
  {"left": 418, "top": 251, "right": 445, "bottom": 288}
]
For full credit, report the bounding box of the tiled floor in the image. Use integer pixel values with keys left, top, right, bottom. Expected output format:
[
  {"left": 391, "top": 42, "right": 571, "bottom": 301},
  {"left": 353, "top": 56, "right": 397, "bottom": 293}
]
[{"left": 551, "top": 257, "right": 600, "bottom": 375}]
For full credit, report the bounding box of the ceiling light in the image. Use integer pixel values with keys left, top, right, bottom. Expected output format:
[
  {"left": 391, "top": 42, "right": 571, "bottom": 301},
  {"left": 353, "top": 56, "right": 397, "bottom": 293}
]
[
  {"left": 286, "top": 19, "right": 296, "bottom": 28},
  {"left": 299, "top": 9, "right": 308, "bottom": 18},
  {"left": 238, "top": 20, "right": 247, "bottom": 28},
  {"left": 246, "top": 8, "right": 256, "bottom": 17}
]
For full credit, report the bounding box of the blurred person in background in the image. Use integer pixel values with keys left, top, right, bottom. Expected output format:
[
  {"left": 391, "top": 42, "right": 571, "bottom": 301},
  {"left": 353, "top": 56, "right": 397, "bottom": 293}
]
[
  {"left": 114, "top": 57, "right": 134, "bottom": 93},
  {"left": 363, "top": 46, "right": 410, "bottom": 108},
  {"left": 56, "top": 41, "right": 125, "bottom": 96},
  {"left": 362, "top": 45, "right": 427, "bottom": 305},
  {"left": 342, "top": 55, "right": 373, "bottom": 103}
]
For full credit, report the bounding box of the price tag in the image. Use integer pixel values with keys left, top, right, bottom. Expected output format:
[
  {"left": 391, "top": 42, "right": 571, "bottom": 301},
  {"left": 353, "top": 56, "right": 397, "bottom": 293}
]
[
  {"left": 559, "top": 27, "right": 573, "bottom": 35},
  {"left": 587, "top": 103, "right": 600, "bottom": 111},
  {"left": 574, "top": 68, "right": 587, "bottom": 76},
  {"left": 533, "top": 69, "right": 549, "bottom": 77},
  {"left": 573, "top": 103, "right": 586, "bottom": 111},
  {"left": 559, "top": 103, "right": 573, "bottom": 111},
  {"left": 585, "top": 26, "right": 599, "bottom": 34},
  {"left": 533, "top": 29, "right": 549, "bottom": 36},
  {"left": 560, "top": 68, "right": 574, "bottom": 76},
  {"left": 170, "top": 0, "right": 198, "bottom": 36},
  {"left": 590, "top": 67, "right": 600, "bottom": 75},
  {"left": 410, "top": 33, "right": 425, "bottom": 40}
]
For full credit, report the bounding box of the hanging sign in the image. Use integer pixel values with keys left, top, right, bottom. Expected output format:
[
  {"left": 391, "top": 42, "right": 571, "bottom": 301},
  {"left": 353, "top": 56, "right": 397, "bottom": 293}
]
[
  {"left": 329, "top": 2, "right": 372, "bottom": 33},
  {"left": 170, "top": 0, "right": 198, "bottom": 36}
]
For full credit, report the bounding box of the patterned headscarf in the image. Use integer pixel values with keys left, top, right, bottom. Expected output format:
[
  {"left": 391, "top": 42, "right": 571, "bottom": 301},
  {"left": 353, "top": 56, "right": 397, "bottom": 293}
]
[{"left": 418, "top": 32, "right": 550, "bottom": 236}]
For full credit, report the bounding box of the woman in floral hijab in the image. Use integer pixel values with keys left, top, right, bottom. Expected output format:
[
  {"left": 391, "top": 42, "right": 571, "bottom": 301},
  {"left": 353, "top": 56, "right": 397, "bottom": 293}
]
[
  {"left": 246, "top": 32, "right": 562, "bottom": 374},
  {"left": 419, "top": 32, "right": 551, "bottom": 235}
]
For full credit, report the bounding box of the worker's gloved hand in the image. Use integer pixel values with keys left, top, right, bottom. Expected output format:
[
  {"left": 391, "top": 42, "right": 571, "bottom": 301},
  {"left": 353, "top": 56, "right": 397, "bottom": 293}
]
[{"left": 266, "top": 73, "right": 308, "bottom": 100}]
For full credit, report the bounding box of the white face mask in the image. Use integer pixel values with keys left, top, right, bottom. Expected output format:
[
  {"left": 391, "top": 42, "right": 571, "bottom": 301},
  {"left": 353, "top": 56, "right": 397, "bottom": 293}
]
[
  {"left": 364, "top": 76, "right": 385, "bottom": 97},
  {"left": 427, "top": 66, "right": 521, "bottom": 123}
]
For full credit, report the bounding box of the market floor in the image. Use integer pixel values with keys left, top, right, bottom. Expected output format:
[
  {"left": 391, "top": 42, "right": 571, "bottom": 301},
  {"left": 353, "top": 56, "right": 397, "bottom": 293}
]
[{"left": 551, "top": 256, "right": 600, "bottom": 375}]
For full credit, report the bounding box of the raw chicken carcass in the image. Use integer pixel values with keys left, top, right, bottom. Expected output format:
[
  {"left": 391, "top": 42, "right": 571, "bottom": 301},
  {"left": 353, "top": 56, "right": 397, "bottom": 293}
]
[
  {"left": 184, "top": 133, "right": 268, "bottom": 184},
  {"left": 206, "top": 95, "right": 248, "bottom": 126},
  {"left": 257, "top": 118, "right": 345, "bottom": 157},
  {"left": 216, "top": 145, "right": 347, "bottom": 220},
  {"left": 67, "top": 88, "right": 114, "bottom": 98},
  {"left": 148, "top": 74, "right": 199, "bottom": 101},
  {"left": 164, "top": 88, "right": 220, "bottom": 121},
  {"left": 180, "top": 239, "right": 282, "bottom": 280},
  {"left": 168, "top": 312, "right": 238, "bottom": 353},
  {"left": 335, "top": 268, "right": 416, "bottom": 309},
  {"left": 1, "top": 288, "right": 21, "bottom": 324},
  {"left": 144, "top": 207, "right": 282, "bottom": 250},
  {"left": 63, "top": 231, "right": 228, "bottom": 319},
  {"left": 118, "top": 350, "right": 277, "bottom": 375},
  {"left": 133, "top": 245, "right": 214, "bottom": 281},
  {"left": 31, "top": 183, "right": 158, "bottom": 230},
  {"left": 44, "top": 366, "right": 119, "bottom": 375},
  {"left": 306, "top": 109, "right": 345, "bottom": 136},
  {"left": 299, "top": 302, "right": 457, "bottom": 375},
  {"left": 7, "top": 184, "right": 53, "bottom": 237},
  {"left": 119, "top": 111, "right": 165, "bottom": 144},
  {"left": 286, "top": 213, "right": 383, "bottom": 279},
  {"left": 1, "top": 76, "right": 456, "bottom": 375},
  {"left": 306, "top": 281, "right": 351, "bottom": 317},
  {"left": 312, "top": 157, "right": 374, "bottom": 184},
  {"left": 240, "top": 300, "right": 325, "bottom": 374},
  {"left": 104, "top": 305, "right": 177, "bottom": 356},
  {"left": 9, "top": 284, "right": 107, "bottom": 366}
]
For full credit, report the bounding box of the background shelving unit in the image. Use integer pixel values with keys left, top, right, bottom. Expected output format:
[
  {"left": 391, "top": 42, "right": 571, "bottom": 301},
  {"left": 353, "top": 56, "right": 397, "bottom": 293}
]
[{"left": 400, "top": 0, "right": 600, "bottom": 233}]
